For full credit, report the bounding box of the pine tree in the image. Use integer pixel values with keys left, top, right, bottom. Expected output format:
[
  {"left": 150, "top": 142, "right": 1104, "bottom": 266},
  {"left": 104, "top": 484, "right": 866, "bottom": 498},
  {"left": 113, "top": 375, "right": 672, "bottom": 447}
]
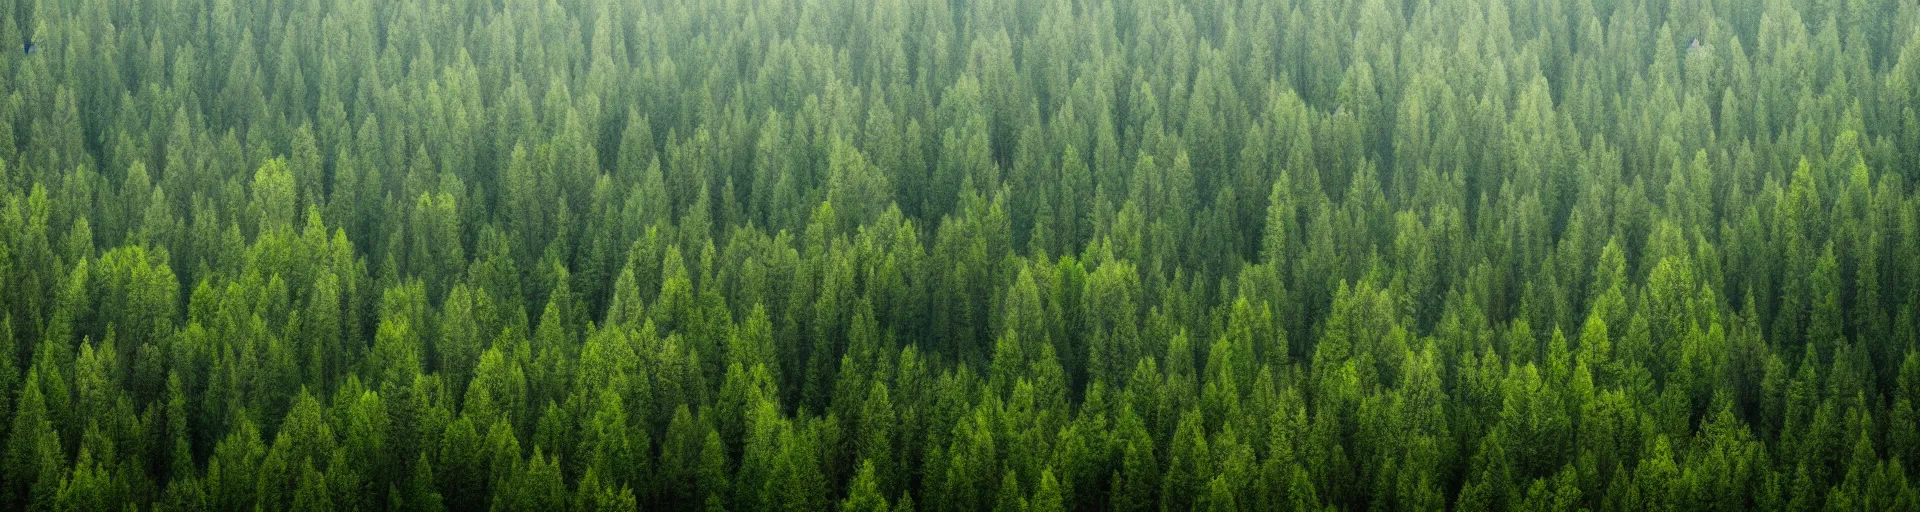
[
  {"left": 843, "top": 459, "right": 891, "bottom": 512},
  {"left": 3, "top": 370, "right": 60, "bottom": 510}
]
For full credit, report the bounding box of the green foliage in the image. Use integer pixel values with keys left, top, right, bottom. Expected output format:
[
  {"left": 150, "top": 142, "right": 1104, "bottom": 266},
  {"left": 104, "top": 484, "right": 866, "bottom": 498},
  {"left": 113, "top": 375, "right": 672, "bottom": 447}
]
[{"left": 0, "top": 0, "right": 1916, "bottom": 509}]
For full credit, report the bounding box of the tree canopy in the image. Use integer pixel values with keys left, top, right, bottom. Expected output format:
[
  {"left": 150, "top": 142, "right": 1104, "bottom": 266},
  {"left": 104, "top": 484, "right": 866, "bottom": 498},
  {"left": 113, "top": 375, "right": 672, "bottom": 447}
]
[{"left": 1, "top": 0, "right": 1919, "bottom": 509}]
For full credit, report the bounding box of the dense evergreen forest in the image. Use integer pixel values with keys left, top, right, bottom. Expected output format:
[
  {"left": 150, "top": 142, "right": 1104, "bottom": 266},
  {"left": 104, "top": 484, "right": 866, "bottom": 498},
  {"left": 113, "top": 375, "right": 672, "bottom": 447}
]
[{"left": 3, "top": 0, "right": 1920, "bottom": 509}]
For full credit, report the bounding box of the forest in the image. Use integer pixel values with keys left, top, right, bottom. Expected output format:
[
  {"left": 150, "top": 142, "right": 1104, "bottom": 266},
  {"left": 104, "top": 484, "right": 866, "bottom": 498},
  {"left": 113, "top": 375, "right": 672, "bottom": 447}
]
[{"left": 1, "top": 0, "right": 1920, "bottom": 509}]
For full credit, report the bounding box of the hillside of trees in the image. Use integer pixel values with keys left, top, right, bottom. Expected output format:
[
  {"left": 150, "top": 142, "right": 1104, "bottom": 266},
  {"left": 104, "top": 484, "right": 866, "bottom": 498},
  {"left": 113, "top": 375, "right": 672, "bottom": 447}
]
[{"left": 1, "top": 0, "right": 1919, "bottom": 509}]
